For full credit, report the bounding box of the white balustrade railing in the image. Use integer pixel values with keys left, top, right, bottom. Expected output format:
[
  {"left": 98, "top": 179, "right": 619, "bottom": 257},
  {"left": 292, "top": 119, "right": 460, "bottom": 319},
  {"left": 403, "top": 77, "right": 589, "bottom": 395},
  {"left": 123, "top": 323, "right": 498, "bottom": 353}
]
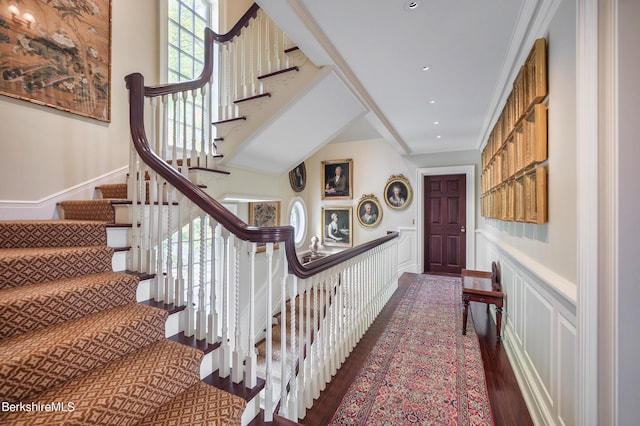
[{"left": 125, "top": 7, "right": 400, "bottom": 423}]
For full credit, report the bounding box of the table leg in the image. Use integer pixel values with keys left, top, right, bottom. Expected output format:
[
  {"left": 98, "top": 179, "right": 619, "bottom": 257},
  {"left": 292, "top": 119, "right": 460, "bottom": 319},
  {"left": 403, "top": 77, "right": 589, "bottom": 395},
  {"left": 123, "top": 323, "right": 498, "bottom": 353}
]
[
  {"left": 462, "top": 295, "right": 470, "bottom": 335},
  {"left": 496, "top": 306, "right": 503, "bottom": 341}
]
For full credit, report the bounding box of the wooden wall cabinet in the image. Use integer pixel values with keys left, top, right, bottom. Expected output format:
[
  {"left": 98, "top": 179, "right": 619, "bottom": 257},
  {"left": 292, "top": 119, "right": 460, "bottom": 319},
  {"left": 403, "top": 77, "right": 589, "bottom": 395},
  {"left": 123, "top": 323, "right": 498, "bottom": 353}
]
[{"left": 480, "top": 38, "right": 548, "bottom": 224}]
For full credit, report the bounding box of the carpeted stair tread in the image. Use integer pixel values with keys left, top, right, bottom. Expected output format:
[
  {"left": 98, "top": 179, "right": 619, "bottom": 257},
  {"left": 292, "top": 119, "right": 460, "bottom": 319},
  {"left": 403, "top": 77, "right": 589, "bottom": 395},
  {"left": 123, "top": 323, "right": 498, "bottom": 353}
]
[
  {"left": 0, "top": 271, "right": 139, "bottom": 339},
  {"left": 136, "top": 381, "right": 246, "bottom": 426},
  {"left": 0, "top": 246, "right": 114, "bottom": 289},
  {"left": 0, "top": 303, "right": 168, "bottom": 402},
  {"left": 0, "top": 339, "right": 202, "bottom": 425},
  {"left": 58, "top": 199, "right": 117, "bottom": 222},
  {"left": 97, "top": 183, "right": 128, "bottom": 199},
  {"left": 0, "top": 220, "right": 107, "bottom": 248}
]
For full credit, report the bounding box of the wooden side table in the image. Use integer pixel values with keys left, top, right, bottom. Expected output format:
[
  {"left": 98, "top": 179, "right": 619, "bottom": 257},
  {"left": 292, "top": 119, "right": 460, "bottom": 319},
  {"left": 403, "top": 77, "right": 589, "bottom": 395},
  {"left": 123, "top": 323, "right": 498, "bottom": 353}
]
[{"left": 461, "top": 264, "right": 504, "bottom": 340}]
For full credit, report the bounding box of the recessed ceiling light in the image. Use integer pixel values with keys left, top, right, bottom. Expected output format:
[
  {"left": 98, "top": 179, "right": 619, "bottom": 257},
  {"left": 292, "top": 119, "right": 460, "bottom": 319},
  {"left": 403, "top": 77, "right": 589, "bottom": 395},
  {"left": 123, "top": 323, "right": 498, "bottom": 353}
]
[
  {"left": 422, "top": 65, "right": 430, "bottom": 71},
  {"left": 404, "top": 0, "right": 422, "bottom": 12},
  {"left": 436, "top": 135, "right": 442, "bottom": 139},
  {"left": 429, "top": 100, "right": 436, "bottom": 104},
  {"left": 434, "top": 121, "right": 439, "bottom": 125}
]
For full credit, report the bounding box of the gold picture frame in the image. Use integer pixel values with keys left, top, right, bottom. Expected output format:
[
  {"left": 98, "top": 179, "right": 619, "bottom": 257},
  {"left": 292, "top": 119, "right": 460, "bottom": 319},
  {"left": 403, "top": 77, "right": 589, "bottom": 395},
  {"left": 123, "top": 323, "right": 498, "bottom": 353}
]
[
  {"left": 384, "top": 174, "right": 413, "bottom": 210},
  {"left": 322, "top": 206, "right": 352, "bottom": 248},
  {"left": 248, "top": 201, "right": 281, "bottom": 253},
  {"left": 356, "top": 194, "right": 383, "bottom": 228},
  {"left": 0, "top": 0, "right": 112, "bottom": 122},
  {"left": 322, "top": 159, "right": 353, "bottom": 200}
]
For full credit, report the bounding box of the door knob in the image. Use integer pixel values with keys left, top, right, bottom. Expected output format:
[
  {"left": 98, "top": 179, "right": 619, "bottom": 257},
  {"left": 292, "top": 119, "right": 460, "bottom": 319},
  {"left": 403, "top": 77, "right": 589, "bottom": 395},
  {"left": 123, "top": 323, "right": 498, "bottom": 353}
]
[{"left": 461, "top": 226, "right": 466, "bottom": 233}]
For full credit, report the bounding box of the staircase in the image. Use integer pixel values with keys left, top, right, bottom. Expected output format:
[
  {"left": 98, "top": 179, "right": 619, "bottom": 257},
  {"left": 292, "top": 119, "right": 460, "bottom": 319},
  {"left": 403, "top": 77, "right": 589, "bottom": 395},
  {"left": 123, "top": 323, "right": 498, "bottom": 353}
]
[{"left": 0, "top": 187, "right": 247, "bottom": 424}]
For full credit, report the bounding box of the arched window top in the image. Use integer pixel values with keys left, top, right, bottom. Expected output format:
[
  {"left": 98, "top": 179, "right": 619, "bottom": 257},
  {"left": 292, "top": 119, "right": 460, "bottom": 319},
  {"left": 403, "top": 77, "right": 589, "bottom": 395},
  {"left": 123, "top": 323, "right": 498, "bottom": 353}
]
[{"left": 289, "top": 197, "right": 307, "bottom": 248}]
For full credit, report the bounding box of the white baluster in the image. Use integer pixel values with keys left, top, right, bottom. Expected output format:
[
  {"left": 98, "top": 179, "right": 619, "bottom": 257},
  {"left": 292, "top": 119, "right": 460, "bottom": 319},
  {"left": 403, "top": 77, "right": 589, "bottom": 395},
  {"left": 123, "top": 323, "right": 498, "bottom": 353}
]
[
  {"left": 190, "top": 89, "right": 198, "bottom": 167},
  {"left": 208, "top": 223, "right": 222, "bottom": 344},
  {"left": 232, "top": 238, "right": 243, "bottom": 384},
  {"left": 181, "top": 91, "right": 189, "bottom": 177},
  {"left": 174, "top": 195, "right": 185, "bottom": 308},
  {"left": 155, "top": 175, "right": 164, "bottom": 303},
  {"left": 263, "top": 242, "right": 274, "bottom": 422},
  {"left": 249, "top": 19, "right": 255, "bottom": 95},
  {"left": 196, "top": 213, "right": 207, "bottom": 341},
  {"left": 128, "top": 146, "right": 139, "bottom": 272},
  {"left": 171, "top": 94, "right": 179, "bottom": 169},
  {"left": 298, "top": 279, "right": 307, "bottom": 419},
  {"left": 219, "top": 230, "right": 232, "bottom": 378},
  {"left": 279, "top": 250, "right": 288, "bottom": 416},
  {"left": 245, "top": 242, "right": 258, "bottom": 388},
  {"left": 257, "top": 11, "right": 263, "bottom": 90},
  {"left": 288, "top": 273, "right": 298, "bottom": 421},
  {"left": 311, "top": 274, "right": 320, "bottom": 400},
  {"left": 273, "top": 23, "right": 281, "bottom": 71},
  {"left": 305, "top": 278, "right": 314, "bottom": 408},
  {"left": 165, "top": 187, "right": 174, "bottom": 306},
  {"left": 240, "top": 29, "right": 247, "bottom": 99},
  {"left": 184, "top": 204, "right": 195, "bottom": 337},
  {"left": 265, "top": 18, "right": 272, "bottom": 73}
]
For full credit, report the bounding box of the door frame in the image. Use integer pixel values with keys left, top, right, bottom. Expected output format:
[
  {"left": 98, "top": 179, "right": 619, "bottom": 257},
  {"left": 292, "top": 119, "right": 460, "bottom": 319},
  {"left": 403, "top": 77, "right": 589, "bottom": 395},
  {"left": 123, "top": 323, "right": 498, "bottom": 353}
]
[{"left": 416, "top": 165, "right": 476, "bottom": 273}]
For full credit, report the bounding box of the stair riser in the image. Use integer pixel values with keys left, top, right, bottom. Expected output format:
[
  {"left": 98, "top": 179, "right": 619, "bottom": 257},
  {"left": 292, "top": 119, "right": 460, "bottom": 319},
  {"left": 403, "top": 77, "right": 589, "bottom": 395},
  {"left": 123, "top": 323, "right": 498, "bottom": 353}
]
[
  {"left": 112, "top": 250, "right": 128, "bottom": 272},
  {"left": 107, "top": 226, "right": 129, "bottom": 247}
]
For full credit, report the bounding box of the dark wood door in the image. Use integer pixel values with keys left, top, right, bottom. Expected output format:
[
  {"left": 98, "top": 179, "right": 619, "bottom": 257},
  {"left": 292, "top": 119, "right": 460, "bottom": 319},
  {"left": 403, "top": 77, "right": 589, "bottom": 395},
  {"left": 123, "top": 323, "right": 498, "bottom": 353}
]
[{"left": 424, "top": 174, "right": 466, "bottom": 274}]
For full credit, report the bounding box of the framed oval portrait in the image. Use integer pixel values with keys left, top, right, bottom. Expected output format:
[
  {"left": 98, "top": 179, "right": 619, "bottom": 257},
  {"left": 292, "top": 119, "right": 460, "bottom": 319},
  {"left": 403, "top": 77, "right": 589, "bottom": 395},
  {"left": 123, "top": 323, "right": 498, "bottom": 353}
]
[
  {"left": 384, "top": 174, "right": 413, "bottom": 210},
  {"left": 356, "top": 194, "right": 383, "bottom": 228},
  {"left": 288, "top": 162, "right": 306, "bottom": 192}
]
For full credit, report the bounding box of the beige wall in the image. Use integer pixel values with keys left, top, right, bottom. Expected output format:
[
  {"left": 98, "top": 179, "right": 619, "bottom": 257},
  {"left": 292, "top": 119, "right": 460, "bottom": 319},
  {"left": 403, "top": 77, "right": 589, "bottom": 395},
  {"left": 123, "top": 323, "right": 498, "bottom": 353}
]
[
  {"left": 300, "top": 138, "right": 416, "bottom": 252},
  {"left": 477, "top": 0, "right": 578, "bottom": 284},
  {"left": 0, "top": 1, "right": 159, "bottom": 203},
  {"left": 219, "top": 0, "right": 253, "bottom": 34}
]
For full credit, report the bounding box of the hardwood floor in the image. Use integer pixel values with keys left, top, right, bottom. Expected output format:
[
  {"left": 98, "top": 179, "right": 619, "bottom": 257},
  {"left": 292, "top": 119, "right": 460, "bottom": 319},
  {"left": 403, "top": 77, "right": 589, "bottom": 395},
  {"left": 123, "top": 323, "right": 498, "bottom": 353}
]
[{"left": 252, "top": 273, "right": 532, "bottom": 425}]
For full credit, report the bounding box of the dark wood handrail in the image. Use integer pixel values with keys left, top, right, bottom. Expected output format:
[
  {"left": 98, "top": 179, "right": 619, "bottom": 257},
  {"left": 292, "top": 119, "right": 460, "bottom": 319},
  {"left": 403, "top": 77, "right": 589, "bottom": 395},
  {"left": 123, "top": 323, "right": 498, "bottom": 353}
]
[
  {"left": 212, "top": 3, "right": 260, "bottom": 43},
  {"left": 143, "top": 4, "right": 259, "bottom": 98},
  {"left": 124, "top": 17, "right": 399, "bottom": 278}
]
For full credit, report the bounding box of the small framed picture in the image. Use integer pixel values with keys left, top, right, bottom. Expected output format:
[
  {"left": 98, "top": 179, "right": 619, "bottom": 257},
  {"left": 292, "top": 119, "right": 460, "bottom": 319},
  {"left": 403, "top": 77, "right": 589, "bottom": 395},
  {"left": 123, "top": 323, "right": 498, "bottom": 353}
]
[
  {"left": 384, "top": 174, "right": 413, "bottom": 210},
  {"left": 289, "top": 162, "right": 306, "bottom": 192},
  {"left": 356, "top": 194, "right": 383, "bottom": 228},
  {"left": 248, "top": 201, "right": 281, "bottom": 252},
  {"left": 322, "top": 206, "right": 352, "bottom": 247},
  {"left": 322, "top": 159, "right": 353, "bottom": 200}
]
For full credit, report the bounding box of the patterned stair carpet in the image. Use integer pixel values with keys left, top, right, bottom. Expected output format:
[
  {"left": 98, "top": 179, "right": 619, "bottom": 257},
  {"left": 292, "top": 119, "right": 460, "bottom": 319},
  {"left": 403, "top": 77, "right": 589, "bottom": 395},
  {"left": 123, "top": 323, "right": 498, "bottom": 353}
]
[
  {"left": 330, "top": 274, "right": 494, "bottom": 425},
  {"left": 0, "top": 216, "right": 245, "bottom": 424}
]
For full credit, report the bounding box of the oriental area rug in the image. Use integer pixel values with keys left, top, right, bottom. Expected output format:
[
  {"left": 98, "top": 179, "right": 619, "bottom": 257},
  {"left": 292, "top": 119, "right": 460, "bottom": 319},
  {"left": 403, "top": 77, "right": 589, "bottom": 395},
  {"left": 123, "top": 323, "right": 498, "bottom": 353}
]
[{"left": 329, "top": 274, "right": 493, "bottom": 425}]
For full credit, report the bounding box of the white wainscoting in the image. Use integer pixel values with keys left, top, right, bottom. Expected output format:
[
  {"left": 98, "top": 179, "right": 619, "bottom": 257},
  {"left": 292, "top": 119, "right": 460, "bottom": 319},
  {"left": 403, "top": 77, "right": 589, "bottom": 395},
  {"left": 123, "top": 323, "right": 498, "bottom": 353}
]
[
  {"left": 476, "top": 230, "right": 577, "bottom": 426},
  {"left": 397, "top": 226, "right": 417, "bottom": 274}
]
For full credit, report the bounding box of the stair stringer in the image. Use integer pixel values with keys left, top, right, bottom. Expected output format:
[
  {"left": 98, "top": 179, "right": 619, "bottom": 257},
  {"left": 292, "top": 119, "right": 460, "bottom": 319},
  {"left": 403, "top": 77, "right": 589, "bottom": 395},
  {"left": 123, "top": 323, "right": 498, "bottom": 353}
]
[
  {"left": 216, "top": 61, "right": 322, "bottom": 167},
  {"left": 224, "top": 65, "right": 368, "bottom": 174}
]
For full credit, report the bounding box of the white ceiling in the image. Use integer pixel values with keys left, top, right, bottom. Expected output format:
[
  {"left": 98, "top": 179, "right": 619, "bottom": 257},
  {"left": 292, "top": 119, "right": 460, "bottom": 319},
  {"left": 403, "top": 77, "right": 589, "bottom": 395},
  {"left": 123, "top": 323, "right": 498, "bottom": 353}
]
[{"left": 256, "top": 0, "right": 553, "bottom": 156}]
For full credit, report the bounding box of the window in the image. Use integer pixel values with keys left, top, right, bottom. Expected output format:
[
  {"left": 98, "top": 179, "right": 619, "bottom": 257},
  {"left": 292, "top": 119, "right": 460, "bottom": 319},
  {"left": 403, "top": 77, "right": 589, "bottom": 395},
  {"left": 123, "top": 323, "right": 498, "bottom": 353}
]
[
  {"left": 289, "top": 198, "right": 307, "bottom": 247},
  {"left": 165, "top": 0, "right": 218, "bottom": 149}
]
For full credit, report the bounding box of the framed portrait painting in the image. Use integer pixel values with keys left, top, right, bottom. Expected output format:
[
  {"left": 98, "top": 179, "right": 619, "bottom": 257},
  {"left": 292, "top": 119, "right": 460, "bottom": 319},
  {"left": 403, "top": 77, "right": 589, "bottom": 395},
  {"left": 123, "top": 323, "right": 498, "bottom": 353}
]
[
  {"left": 0, "top": 0, "right": 112, "bottom": 122},
  {"left": 321, "top": 206, "right": 352, "bottom": 248},
  {"left": 384, "top": 174, "right": 413, "bottom": 210},
  {"left": 356, "top": 194, "right": 382, "bottom": 228},
  {"left": 248, "top": 201, "right": 280, "bottom": 252},
  {"left": 289, "top": 162, "right": 306, "bottom": 192},
  {"left": 322, "top": 159, "right": 353, "bottom": 200}
]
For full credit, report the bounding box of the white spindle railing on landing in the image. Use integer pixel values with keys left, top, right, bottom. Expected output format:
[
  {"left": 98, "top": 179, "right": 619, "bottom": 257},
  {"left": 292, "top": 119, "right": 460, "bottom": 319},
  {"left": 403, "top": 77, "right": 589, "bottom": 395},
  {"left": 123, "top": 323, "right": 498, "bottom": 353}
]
[{"left": 125, "top": 5, "right": 400, "bottom": 424}]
